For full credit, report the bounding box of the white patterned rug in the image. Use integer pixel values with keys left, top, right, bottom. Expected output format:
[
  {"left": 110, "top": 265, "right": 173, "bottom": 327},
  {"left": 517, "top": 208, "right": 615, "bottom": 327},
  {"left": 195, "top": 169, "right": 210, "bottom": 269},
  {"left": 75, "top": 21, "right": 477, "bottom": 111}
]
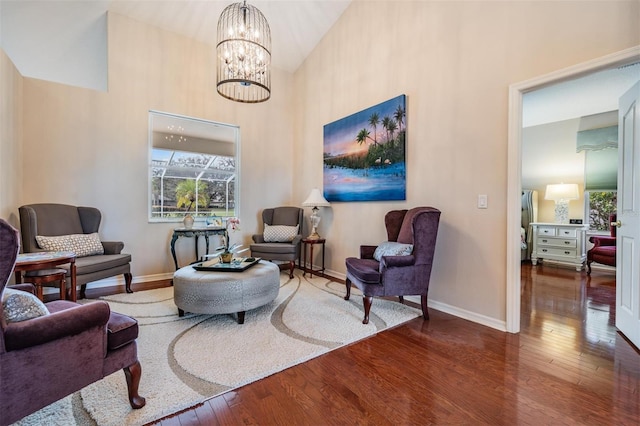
[{"left": 13, "top": 271, "right": 421, "bottom": 425}]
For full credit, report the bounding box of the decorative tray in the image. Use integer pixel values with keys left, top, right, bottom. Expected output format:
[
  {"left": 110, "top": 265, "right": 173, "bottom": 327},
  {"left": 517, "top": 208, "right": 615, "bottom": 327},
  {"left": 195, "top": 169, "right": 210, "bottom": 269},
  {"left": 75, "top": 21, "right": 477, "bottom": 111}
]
[{"left": 192, "top": 257, "right": 261, "bottom": 272}]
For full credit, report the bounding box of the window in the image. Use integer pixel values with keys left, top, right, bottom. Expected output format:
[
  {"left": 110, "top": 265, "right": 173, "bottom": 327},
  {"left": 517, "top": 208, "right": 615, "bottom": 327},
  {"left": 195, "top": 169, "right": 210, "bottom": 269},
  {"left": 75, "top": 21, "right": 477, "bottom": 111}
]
[
  {"left": 586, "top": 191, "right": 617, "bottom": 231},
  {"left": 148, "top": 111, "right": 239, "bottom": 222}
]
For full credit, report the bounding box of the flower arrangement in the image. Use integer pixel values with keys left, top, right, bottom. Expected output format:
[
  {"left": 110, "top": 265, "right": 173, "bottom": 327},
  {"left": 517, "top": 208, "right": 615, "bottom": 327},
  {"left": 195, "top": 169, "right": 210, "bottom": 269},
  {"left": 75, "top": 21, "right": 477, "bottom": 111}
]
[{"left": 216, "top": 217, "right": 244, "bottom": 263}]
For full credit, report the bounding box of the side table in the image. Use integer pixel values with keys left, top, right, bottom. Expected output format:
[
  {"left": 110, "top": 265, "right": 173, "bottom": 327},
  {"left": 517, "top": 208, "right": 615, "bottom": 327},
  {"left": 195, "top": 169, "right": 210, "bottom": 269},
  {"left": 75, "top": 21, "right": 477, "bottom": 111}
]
[
  {"left": 302, "top": 238, "right": 326, "bottom": 278},
  {"left": 14, "top": 251, "right": 77, "bottom": 301}
]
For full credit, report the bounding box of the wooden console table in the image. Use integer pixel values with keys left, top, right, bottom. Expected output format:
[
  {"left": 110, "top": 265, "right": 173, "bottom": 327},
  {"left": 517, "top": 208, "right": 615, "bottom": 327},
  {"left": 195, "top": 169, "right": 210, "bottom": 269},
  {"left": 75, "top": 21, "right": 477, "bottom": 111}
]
[{"left": 170, "top": 227, "right": 227, "bottom": 270}]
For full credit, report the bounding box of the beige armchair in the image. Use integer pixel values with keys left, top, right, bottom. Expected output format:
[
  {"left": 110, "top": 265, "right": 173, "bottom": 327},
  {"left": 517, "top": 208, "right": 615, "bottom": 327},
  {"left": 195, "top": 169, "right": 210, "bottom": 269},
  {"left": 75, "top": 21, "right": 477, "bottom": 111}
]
[
  {"left": 250, "top": 207, "right": 303, "bottom": 278},
  {"left": 19, "top": 203, "right": 133, "bottom": 299}
]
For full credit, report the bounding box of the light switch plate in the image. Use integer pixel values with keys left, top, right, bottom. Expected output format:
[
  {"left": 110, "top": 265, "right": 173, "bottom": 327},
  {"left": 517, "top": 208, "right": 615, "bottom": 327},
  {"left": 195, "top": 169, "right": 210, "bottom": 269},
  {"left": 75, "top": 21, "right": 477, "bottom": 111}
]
[{"left": 478, "top": 194, "right": 488, "bottom": 209}]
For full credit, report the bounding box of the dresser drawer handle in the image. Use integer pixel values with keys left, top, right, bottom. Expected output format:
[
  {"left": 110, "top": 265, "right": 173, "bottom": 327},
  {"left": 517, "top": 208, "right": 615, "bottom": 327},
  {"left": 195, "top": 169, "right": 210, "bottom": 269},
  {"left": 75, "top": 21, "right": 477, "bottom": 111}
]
[
  {"left": 564, "top": 241, "right": 571, "bottom": 245},
  {"left": 542, "top": 249, "right": 548, "bottom": 253},
  {"left": 541, "top": 239, "right": 548, "bottom": 243},
  {"left": 564, "top": 251, "right": 571, "bottom": 255}
]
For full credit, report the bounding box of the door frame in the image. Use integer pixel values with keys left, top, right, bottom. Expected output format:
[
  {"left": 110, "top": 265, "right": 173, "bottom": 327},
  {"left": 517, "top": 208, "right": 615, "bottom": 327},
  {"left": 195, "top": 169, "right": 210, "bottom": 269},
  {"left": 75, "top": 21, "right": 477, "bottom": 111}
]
[{"left": 506, "top": 46, "right": 640, "bottom": 333}]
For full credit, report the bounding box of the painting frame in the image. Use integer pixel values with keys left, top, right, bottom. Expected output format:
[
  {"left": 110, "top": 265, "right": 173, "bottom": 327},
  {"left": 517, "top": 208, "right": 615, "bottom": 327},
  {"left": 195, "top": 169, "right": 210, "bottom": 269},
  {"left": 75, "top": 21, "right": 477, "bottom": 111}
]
[{"left": 323, "top": 94, "right": 406, "bottom": 202}]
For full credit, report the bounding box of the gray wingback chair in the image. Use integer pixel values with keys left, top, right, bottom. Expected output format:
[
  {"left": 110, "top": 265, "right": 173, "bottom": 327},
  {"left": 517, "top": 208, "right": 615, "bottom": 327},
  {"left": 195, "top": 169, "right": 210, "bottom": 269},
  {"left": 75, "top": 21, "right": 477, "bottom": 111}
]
[
  {"left": 345, "top": 207, "right": 441, "bottom": 324},
  {"left": 250, "top": 207, "right": 303, "bottom": 279},
  {"left": 19, "top": 204, "right": 133, "bottom": 300},
  {"left": 0, "top": 218, "right": 145, "bottom": 425}
]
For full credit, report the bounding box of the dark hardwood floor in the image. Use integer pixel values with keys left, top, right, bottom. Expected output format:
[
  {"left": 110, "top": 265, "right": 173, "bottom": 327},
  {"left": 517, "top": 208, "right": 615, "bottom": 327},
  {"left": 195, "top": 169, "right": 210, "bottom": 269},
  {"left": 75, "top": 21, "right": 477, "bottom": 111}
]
[{"left": 137, "top": 264, "right": 638, "bottom": 425}]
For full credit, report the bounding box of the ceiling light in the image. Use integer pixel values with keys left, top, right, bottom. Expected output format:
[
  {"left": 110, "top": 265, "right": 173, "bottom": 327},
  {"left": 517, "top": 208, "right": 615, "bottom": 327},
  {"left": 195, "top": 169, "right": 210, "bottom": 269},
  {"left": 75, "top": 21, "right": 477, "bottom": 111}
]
[{"left": 216, "top": 1, "right": 271, "bottom": 103}]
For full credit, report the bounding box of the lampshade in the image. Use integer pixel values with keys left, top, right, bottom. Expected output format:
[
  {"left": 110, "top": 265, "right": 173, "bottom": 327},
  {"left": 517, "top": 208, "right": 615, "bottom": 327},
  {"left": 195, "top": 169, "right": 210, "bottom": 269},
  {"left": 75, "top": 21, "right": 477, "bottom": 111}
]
[
  {"left": 544, "top": 183, "right": 579, "bottom": 202},
  {"left": 216, "top": 1, "right": 271, "bottom": 103},
  {"left": 302, "top": 189, "right": 330, "bottom": 239},
  {"left": 302, "top": 189, "right": 330, "bottom": 207}
]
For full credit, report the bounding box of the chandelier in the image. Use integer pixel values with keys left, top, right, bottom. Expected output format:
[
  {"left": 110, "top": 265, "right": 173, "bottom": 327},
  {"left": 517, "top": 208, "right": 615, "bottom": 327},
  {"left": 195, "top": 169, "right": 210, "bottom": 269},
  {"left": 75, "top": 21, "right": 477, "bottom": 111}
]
[{"left": 216, "top": 1, "right": 271, "bottom": 103}]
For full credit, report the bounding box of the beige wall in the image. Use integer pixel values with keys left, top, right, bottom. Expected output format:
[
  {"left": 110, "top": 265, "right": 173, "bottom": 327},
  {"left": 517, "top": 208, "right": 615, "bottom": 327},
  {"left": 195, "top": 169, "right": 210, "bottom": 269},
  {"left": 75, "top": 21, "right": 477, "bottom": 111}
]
[
  {"left": 0, "top": 48, "right": 23, "bottom": 227},
  {"left": 293, "top": 1, "right": 639, "bottom": 323},
  {"left": 19, "top": 13, "right": 295, "bottom": 278}
]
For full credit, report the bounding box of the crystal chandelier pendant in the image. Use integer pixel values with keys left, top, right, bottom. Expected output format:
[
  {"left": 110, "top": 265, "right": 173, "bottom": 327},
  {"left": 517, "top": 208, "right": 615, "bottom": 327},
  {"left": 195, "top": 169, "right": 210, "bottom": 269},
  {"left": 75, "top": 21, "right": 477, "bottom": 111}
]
[{"left": 216, "top": 1, "right": 271, "bottom": 103}]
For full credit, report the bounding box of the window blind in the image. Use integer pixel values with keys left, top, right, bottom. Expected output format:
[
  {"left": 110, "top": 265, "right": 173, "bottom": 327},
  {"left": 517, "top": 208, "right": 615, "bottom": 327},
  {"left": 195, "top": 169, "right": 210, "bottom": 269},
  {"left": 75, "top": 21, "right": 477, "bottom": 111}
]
[
  {"left": 585, "top": 148, "right": 618, "bottom": 191},
  {"left": 576, "top": 113, "right": 618, "bottom": 192}
]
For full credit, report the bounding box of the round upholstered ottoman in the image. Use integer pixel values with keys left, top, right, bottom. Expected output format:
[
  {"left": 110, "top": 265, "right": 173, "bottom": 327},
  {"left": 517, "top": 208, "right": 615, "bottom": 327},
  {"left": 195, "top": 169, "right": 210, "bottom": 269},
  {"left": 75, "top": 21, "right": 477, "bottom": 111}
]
[{"left": 172, "top": 260, "right": 280, "bottom": 324}]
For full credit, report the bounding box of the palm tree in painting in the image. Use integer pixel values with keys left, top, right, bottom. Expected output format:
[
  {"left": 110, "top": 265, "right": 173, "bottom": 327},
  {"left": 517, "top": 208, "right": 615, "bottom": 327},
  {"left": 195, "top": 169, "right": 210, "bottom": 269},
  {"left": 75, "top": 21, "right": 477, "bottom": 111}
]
[
  {"left": 394, "top": 105, "right": 405, "bottom": 131},
  {"left": 356, "top": 128, "right": 373, "bottom": 146},
  {"left": 386, "top": 120, "right": 398, "bottom": 145},
  {"left": 368, "top": 112, "right": 380, "bottom": 146},
  {"left": 381, "top": 116, "right": 393, "bottom": 143}
]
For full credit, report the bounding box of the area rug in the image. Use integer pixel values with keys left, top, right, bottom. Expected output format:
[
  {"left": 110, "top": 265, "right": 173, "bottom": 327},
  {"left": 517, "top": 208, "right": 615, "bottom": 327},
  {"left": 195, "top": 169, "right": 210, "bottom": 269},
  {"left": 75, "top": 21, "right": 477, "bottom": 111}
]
[{"left": 13, "top": 270, "right": 421, "bottom": 426}]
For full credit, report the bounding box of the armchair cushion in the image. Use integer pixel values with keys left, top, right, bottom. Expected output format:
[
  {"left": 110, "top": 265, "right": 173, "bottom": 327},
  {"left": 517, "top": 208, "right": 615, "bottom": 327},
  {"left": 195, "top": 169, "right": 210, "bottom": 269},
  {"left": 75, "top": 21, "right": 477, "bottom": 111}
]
[
  {"left": 107, "top": 311, "right": 139, "bottom": 350},
  {"left": 263, "top": 224, "right": 299, "bottom": 242},
  {"left": 2, "top": 288, "right": 50, "bottom": 323},
  {"left": 373, "top": 241, "right": 413, "bottom": 261},
  {"left": 344, "top": 258, "right": 381, "bottom": 284},
  {"left": 36, "top": 232, "right": 104, "bottom": 257}
]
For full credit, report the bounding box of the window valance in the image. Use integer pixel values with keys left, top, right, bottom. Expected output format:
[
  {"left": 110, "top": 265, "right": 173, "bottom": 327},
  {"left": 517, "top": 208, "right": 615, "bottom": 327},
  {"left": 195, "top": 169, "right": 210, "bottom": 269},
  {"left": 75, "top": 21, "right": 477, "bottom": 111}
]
[{"left": 576, "top": 126, "right": 618, "bottom": 152}]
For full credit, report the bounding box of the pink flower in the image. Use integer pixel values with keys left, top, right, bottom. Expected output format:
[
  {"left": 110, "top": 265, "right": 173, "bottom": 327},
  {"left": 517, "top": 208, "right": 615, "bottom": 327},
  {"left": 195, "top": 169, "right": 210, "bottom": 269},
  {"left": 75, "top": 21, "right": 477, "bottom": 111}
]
[{"left": 226, "top": 217, "right": 240, "bottom": 231}]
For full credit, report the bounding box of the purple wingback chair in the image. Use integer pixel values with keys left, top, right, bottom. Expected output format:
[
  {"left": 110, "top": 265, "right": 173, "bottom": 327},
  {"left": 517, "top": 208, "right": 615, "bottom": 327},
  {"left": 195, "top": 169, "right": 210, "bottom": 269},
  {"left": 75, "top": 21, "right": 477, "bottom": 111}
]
[
  {"left": 0, "top": 219, "right": 145, "bottom": 425},
  {"left": 345, "top": 207, "right": 441, "bottom": 324}
]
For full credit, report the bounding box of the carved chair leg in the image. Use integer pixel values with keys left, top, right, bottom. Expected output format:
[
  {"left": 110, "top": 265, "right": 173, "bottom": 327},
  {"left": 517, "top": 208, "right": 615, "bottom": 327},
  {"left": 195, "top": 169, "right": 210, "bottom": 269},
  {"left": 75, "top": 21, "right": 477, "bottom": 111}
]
[
  {"left": 125, "top": 272, "right": 133, "bottom": 293},
  {"left": 421, "top": 294, "right": 429, "bottom": 320},
  {"left": 344, "top": 278, "right": 351, "bottom": 300},
  {"left": 362, "top": 296, "right": 373, "bottom": 324},
  {"left": 288, "top": 261, "right": 295, "bottom": 279},
  {"left": 399, "top": 295, "right": 404, "bottom": 304},
  {"left": 124, "top": 360, "right": 146, "bottom": 409},
  {"left": 586, "top": 261, "right": 592, "bottom": 275},
  {"left": 80, "top": 284, "right": 87, "bottom": 300}
]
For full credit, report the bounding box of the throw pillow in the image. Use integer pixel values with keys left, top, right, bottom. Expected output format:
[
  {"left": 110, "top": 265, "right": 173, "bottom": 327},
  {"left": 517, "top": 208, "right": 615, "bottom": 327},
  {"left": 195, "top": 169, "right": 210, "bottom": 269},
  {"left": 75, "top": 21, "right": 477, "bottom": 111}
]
[
  {"left": 2, "top": 288, "right": 50, "bottom": 323},
  {"left": 373, "top": 241, "right": 413, "bottom": 261},
  {"left": 35, "top": 232, "right": 104, "bottom": 257},
  {"left": 263, "top": 224, "right": 299, "bottom": 242}
]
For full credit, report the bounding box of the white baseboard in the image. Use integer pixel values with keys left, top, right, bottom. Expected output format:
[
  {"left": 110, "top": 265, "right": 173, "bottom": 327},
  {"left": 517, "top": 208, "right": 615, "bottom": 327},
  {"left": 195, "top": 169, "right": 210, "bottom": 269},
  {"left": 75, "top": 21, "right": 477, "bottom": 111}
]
[
  {"left": 325, "top": 269, "right": 508, "bottom": 333},
  {"left": 402, "top": 295, "right": 507, "bottom": 332}
]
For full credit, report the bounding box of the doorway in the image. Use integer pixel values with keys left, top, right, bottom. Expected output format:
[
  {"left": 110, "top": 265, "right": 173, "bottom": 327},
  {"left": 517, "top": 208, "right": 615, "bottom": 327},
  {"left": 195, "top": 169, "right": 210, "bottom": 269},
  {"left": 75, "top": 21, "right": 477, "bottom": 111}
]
[{"left": 506, "top": 46, "right": 640, "bottom": 333}]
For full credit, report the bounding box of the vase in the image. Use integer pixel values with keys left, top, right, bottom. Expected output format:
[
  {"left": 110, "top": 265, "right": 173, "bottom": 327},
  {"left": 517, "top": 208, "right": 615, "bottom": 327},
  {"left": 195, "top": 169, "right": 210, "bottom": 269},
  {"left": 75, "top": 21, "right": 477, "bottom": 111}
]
[
  {"left": 220, "top": 252, "right": 233, "bottom": 264},
  {"left": 183, "top": 214, "right": 194, "bottom": 230}
]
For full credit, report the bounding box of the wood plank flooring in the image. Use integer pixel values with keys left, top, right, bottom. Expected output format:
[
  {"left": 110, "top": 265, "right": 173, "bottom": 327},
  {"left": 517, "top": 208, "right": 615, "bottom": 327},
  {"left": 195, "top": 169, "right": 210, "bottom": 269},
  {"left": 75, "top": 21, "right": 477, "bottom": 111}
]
[{"left": 142, "top": 264, "right": 638, "bottom": 425}]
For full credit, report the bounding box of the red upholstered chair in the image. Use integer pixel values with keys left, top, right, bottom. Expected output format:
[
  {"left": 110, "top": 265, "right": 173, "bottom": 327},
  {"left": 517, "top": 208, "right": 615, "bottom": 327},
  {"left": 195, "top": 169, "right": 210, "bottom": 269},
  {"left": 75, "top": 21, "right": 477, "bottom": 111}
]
[
  {"left": 344, "top": 207, "right": 441, "bottom": 324},
  {"left": 0, "top": 218, "right": 145, "bottom": 425},
  {"left": 587, "top": 213, "right": 617, "bottom": 274}
]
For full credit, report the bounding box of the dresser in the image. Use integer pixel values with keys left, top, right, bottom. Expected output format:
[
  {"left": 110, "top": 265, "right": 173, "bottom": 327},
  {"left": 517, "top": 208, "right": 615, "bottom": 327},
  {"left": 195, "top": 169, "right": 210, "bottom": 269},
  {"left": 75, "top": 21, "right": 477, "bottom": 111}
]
[{"left": 530, "top": 223, "right": 587, "bottom": 271}]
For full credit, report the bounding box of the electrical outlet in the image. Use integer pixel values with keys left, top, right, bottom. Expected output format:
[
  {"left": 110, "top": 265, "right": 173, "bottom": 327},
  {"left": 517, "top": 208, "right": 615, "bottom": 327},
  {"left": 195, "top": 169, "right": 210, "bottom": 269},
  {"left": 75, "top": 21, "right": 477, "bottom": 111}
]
[{"left": 478, "top": 194, "right": 488, "bottom": 209}]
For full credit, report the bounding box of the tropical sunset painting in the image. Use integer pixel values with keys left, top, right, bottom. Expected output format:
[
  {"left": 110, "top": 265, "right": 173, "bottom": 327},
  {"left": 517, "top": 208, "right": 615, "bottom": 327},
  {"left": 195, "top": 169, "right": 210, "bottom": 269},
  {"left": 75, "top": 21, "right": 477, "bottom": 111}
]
[{"left": 323, "top": 94, "right": 406, "bottom": 202}]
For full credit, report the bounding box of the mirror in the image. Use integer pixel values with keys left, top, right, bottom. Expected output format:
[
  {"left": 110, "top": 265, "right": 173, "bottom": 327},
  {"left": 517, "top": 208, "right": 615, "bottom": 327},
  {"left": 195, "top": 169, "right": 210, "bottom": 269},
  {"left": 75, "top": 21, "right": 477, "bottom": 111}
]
[{"left": 148, "top": 111, "right": 240, "bottom": 223}]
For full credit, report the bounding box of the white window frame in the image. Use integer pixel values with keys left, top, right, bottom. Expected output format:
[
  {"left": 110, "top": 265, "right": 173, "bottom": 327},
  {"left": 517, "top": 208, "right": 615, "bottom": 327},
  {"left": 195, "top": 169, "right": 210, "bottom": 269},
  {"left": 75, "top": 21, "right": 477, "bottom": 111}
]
[{"left": 148, "top": 110, "right": 240, "bottom": 223}]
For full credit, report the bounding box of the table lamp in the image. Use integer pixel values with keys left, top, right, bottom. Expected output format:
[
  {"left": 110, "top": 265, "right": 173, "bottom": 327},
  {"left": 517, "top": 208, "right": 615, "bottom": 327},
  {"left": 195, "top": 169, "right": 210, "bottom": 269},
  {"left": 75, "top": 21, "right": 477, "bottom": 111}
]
[
  {"left": 302, "top": 188, "right": 331, "bottom": 239},
  {"left": 545, "top": 183, "right": 579, "bottom": 224}
]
